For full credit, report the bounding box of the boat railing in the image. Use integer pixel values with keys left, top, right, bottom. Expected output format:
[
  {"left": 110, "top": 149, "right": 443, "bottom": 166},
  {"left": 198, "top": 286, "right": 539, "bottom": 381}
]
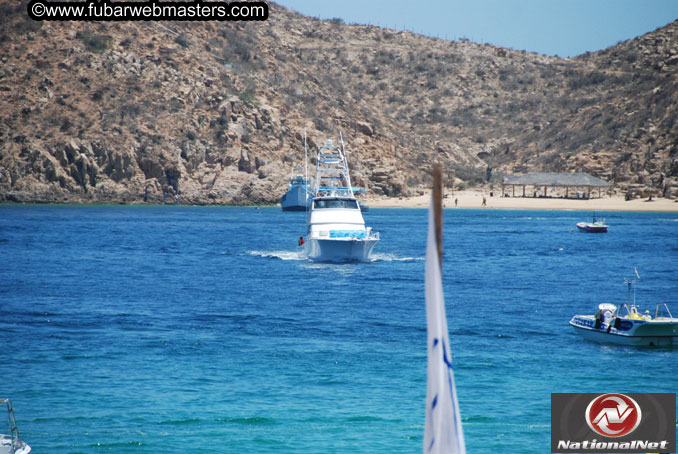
[
  {"left": 365, "top": 226, "right": 380, "bottom": 240},
  {"left": 1, "top": 399, "right": 21, "bottom": 452},
  {"left": 655, "top": 303, "right": 675, "bottom": 320}
]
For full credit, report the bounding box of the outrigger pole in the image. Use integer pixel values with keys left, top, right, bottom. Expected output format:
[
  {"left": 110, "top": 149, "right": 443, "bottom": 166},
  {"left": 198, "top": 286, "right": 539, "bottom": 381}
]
[
  {"left": 339, "top": 132, "right": 353, "bottom": 196},
  {"left": 432, "top": 163, "right": 444, "bottom": 269},
  {"left": 304, "top": 131, "right": 309, "bottom": 189},
  {"left": 304, "top": 131, "right": 309, "bottom": 213}
]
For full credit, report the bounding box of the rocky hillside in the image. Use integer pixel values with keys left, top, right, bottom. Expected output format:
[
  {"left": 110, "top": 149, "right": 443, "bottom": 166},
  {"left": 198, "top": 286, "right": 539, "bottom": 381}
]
[{"left": 1, "top": 1, "right": 677, "bottom": 204}]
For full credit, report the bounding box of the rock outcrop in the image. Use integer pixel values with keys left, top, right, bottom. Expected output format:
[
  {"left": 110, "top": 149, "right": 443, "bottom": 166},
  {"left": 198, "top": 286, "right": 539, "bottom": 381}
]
[{"left": 0, "top": 1, "right": 677, "bottom": 203}]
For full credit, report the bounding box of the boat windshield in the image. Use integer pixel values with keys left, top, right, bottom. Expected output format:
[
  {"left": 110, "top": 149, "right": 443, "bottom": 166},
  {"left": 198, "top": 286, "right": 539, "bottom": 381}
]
[{"left": 313, "top": 198, "right": 359, "bottom": 209}]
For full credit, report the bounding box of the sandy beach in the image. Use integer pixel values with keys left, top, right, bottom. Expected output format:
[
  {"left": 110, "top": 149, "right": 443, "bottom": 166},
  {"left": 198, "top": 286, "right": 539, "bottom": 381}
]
[{"left": 364, "top": 190, "right": 678, "bottom": 212}]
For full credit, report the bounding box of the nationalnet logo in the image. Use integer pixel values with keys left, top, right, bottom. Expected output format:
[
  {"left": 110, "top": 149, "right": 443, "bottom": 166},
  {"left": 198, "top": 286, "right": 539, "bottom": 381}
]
[
  {"left": 551, "top": 393, "right": 676, "bottom": 453},
  {"left": 585, "top": 394, "right": 641, "bottom": 438}
]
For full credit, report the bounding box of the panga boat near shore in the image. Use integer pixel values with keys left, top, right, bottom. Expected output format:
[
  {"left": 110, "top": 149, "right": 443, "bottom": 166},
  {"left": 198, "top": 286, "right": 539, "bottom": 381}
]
[
  {"left": 576, "top": 215, "right": 608, "bottom": 233},
  {"left": 1, "top": 399, "right": 31, "bottom": 454},
  {"left": 569, "top": 280, "right": 678, "bottom": 346},
  {"left": 304, "top": 137, "right": 379, "bottom": 262}
]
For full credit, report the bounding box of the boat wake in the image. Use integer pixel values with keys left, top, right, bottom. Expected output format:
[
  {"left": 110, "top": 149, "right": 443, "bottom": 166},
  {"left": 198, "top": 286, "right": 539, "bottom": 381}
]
[
  {"left": 246, "top": 250, "right": 306, "bottom": 261},
  {"left": 370, "top": 253, "right": 424, "bottom": 262},
  {"left": 246, "top": 250, "right": 420, "bottom": 263}
]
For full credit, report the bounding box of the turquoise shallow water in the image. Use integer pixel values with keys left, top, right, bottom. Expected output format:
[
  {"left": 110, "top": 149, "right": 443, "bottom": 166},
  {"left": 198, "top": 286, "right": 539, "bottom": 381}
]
[{"left": 1, "top": 205, "right": 677, "bottom": 453}]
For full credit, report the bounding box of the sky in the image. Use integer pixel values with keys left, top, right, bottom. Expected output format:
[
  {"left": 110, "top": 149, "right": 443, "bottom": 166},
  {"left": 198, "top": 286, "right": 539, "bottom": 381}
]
[{"left": 274, "top": 0, "right": 678, "bottom": 58}]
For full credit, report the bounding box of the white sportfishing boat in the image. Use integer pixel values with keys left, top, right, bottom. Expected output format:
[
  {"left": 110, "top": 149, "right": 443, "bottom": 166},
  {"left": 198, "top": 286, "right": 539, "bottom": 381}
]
[
  {"left": 304, "top": 136, "right": 379, "bottom": 262},
  {"left": 569, "top": 279, "right": 678, "bottom": 347},
  {"left": 1, "top": 399, "right": 31, "bottom": 454}
]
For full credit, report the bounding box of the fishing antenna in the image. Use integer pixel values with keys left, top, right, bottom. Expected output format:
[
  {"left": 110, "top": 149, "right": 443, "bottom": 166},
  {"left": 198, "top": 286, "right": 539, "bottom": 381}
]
[
  {"left": 432, "top": 164, "right": 444, "bottom": 269},
  {"left": 625, "top": 268, "right": 640, "bottom": 308},
  {"left": 304, "top": 131, "right": 309, "bottom": 213},
  {"left": 339, "top": 132, "right": 353, "bottom": 196}
]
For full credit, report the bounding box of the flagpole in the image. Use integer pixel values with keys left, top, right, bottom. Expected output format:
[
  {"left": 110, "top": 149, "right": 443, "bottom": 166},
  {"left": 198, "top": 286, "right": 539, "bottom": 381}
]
[{"left": 424, "top": 163, "right": 465, "bottom": 454}]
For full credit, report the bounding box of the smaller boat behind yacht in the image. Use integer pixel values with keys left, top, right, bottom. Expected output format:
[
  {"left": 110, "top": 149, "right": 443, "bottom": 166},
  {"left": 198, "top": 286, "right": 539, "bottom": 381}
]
[
  {"left": 569, "top": 278, "right": 678, "bottom": 346},
  {"left": 280, "top": 166, "right": 313, "bottom": 212},
  {"left": 1, "top": 399, "right": 31, "bottom": 454},
  {"left": 304, "top": 136, "right": 379, "bottom": 262}
]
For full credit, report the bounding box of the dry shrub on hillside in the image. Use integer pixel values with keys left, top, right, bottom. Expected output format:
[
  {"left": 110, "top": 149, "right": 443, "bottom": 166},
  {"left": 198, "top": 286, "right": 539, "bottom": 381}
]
[{"left": 77, "top": 30, "right": 112, "bottom": 54}]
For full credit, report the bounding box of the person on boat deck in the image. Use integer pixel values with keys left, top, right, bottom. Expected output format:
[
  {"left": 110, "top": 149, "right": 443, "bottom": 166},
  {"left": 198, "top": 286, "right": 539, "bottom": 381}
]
[
  {"left": 602, "top": 309, "right": 613, "bottom": 328},
  {"left": 298, "top": 236, "right": 305, "bottom": 246}
]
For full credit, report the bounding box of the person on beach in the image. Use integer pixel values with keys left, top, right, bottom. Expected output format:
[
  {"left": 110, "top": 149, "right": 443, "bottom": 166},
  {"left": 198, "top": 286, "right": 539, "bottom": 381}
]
[
  {"left": 482, "top": 197, "right": 487, "bottom": 207},
  {"left": 455, "top": 198, "right": 458, "bottom": 208}
]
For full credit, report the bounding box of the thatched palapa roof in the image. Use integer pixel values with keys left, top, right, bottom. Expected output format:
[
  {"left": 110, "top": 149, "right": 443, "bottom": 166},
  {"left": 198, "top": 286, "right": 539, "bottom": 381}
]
[{"left": 503, "top": 172, "right": 611, "bottom": 187}]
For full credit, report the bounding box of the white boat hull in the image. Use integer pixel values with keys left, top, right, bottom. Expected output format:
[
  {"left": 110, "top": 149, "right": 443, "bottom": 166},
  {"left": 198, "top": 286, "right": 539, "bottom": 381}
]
[
  {"left": 576, "top": 222, "right": 608, "bottom": 233},
  {"left": 1, "top": 398, "right": 30, "bottom": 454},
  {"left": 0, "top": 442, "right": 31, "bottom": 454},
  {"left": 305, "top": 237, "right": 378, "bottom": 262},
  {"left": 570, "top": 315, "right": 678, "bottom": 346}
]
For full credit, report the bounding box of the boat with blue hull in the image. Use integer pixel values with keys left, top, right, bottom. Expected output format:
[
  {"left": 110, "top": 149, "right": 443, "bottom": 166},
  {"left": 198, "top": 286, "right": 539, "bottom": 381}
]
[
  {"left": 304, "top": 137, "right": 379, "bottom": 262},
  {"left": 280, "top": 170, "right": 312, "bottom": 212}
]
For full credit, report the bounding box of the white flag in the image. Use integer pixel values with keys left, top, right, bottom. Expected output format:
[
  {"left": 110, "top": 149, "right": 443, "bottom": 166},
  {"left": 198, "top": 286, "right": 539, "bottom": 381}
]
[{"left": 424, "top": 202, "right": 465, "bottom": 454}]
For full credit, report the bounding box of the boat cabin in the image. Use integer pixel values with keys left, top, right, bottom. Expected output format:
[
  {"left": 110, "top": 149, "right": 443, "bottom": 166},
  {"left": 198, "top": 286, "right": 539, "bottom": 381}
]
[
  {"left": 289, "top": 175, "right": 307, "bottom": 186},
  {"left": 312, "top": 197, "right": 360, "bottom": 210}
]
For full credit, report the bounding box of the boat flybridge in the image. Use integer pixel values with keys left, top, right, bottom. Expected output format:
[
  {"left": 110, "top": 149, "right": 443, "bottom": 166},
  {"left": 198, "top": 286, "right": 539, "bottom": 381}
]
[
  {"left": 0, "top": 399, "right": 31, "bottom": 454},
  {"left": 569, "top": 278, "right": 678, "bottom": 346},
  {"left": 304, "top": 136, "right": 379, "bottom": 261}
]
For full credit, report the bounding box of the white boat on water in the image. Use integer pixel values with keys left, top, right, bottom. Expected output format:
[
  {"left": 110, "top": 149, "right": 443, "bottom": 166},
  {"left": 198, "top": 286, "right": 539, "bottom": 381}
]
[
  {"left": 1, "top": 399, "right": 31, "bottom": 454},
  {"left": 569, "top": 279, "right": 678, "bottom": 347},
  {"left": 304, "top": 136, "right": 379, "bottom": 262},
  {"left": 576, "top": 214, "right": 608, "bottom": 233}
]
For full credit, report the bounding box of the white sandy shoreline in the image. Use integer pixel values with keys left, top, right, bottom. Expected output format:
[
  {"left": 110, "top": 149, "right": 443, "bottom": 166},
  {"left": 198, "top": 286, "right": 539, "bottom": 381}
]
[{"left": 363, "top": 190, "right": 678, "bottom": 212}]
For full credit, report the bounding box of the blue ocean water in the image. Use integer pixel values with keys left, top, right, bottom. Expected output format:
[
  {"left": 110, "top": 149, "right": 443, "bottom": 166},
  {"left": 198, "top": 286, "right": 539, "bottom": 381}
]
[{"left": 1, "top": 205, "right": 677, "bottom": 453}]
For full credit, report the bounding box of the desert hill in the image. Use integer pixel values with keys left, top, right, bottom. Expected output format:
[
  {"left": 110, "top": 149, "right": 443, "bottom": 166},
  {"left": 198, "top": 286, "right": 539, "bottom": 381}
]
[{"left": 0, "top": 1, "right": 676, "bottom": 203}]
